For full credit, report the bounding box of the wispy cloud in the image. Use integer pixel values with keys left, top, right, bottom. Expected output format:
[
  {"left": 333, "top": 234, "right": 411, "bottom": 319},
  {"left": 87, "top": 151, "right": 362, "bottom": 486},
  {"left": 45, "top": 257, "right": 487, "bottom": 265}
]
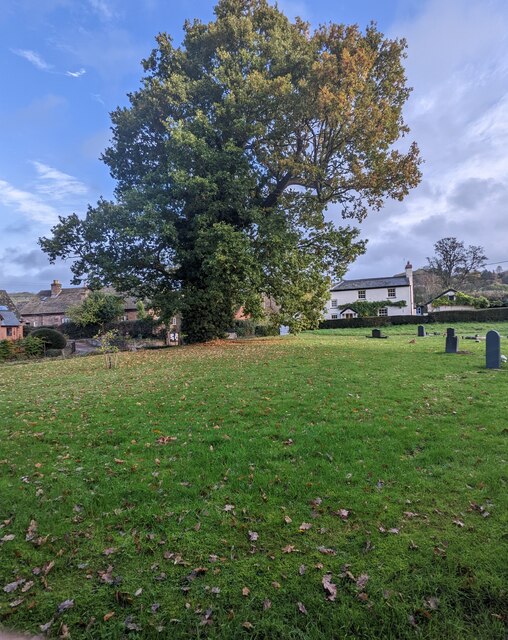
[
  {"left": 11, "top": 48, "right": 52, "bottom": 71},
  {"left": 88, "top": 0, "right": 115, "bottom": 20},
  {"left": 66, "top": 68, "right": 86, "bottom": 78},
  {"left": 0, "top": 180, "right": 59, "bottom": 225},
  {"left": 32, "top": 161, "right": 88, "bottom": 200}
]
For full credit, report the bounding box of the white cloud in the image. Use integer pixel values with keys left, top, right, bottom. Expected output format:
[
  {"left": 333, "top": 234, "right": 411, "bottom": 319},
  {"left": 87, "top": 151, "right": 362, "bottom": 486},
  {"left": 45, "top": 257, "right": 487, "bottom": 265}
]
[
  {"left": 0, "top": 180, "right": 59, "bottom": 224},
  {"left": 65, "top": 68, "right": 86, "bottom": 77},
  {"left": 88, "top": 0, "right": 114, "bottom": 20},
  {"left": 11, "top": 48, "right": 52, "bottom": 71},
  {"left": 345, "top": 0, "right": 508, "bottom": 278},
  {"left": 32, "top": 161, "right": 88, "bottom": 200}
]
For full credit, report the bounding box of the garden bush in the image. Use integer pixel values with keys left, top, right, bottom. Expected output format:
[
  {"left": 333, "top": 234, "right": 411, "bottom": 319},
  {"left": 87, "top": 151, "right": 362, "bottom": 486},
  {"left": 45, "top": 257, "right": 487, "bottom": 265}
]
[
  {"left": 31, "top": 328, "right": 67, "bottom": 349},
  {"left": 44, "top": 348, "right": 63, "bottom": 358}
]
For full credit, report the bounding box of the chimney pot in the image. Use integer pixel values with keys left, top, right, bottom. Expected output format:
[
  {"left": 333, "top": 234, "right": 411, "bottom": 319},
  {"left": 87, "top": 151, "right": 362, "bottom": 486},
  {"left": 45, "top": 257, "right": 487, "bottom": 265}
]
[{"left": 51, "top": 279, "right": 62, "bottom": 297}]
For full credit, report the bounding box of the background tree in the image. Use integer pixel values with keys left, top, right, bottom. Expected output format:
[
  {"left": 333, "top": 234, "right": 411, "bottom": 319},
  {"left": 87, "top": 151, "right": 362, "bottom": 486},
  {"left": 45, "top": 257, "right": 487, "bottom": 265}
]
[
  {"left": 68, "top": 291, "right": 124, "bottom": 327},
  {"left": 40, "top": 0, "right": 421, "bottom": 342},
  {"left": 427, "top": 237, "right": 487, "bottom": 289}
]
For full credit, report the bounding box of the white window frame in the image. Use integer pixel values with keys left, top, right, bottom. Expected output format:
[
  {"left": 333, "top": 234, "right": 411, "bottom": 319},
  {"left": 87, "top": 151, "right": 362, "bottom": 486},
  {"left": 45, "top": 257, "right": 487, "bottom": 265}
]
[
  {"left": 331, "top": 299, "right": 338, "bottom": 308},
  {"left": 358, "top": 290, "right": 366, "bottom": 299},
  {"left": 331, "top": 314, "right": 338, "bottom": 320},
  {"left": 387, "top": 287, "right": 396, "bottom": 298},
  {"left": 378, "top": 307, "right": 388, "bottom": 316}
]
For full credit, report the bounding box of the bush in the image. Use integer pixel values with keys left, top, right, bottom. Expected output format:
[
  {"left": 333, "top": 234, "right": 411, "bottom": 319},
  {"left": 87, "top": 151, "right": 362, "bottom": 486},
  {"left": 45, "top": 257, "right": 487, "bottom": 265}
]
[
  {"left": 0, "top": 339, "right": 15, "bottom": 361},
  {"left": 22, "top": 335, "right": 45, "bottom": 358},
  {"left": 318, "top": 307, "right": 508, "bottom": 329},
  {"left": 254, "top": 324, "right": 279, "bottom": 337},
  {"left": 61, "top": 318, "right": 160, "bottom": 340},
  {"left": 31, "top": 328, "right": 67, "bottom": 349},
  {"left": 45, "top": 348, "right": 63, "bottom": 358}
]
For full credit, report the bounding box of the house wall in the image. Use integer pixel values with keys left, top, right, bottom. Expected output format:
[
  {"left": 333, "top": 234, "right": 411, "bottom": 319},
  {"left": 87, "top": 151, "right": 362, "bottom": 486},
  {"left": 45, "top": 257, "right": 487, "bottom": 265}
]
[
  {"left": 325, "top": 286, "right": 413, "bottom": 320},
  {"left": 431, "top": 304, "right": 474, "bottom": 313},
  {"left": 0, "top": 326, "right": 23, "bottom": 341}
]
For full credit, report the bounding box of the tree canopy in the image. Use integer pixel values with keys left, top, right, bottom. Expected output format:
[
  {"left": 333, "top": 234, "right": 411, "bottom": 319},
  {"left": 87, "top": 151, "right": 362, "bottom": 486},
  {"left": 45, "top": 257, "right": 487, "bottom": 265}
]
[
  {"left": 427, "top": 237, "right": 487, "bottom": 289},
  {"left": 40, "top": 0, "right": 421, "bottom": 342},
  {"left": 67, "top": 291, "right": 125, "bottom": 327}
]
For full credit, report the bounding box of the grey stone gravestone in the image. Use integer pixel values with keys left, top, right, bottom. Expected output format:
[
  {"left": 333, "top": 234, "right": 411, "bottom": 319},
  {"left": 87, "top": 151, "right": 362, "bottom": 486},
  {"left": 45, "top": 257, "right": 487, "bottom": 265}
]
[
  {"left": 417, "top": 325, "right": 426, "bottom": 337},
  {"left": 486, "top": 330, "right": 501, "bottom": 369},
  {"left": 445, "top": 327, "right": 458, "bottom": 353},
  {"left": 372, "top": 329, "right": 382, "bottom": 338}
]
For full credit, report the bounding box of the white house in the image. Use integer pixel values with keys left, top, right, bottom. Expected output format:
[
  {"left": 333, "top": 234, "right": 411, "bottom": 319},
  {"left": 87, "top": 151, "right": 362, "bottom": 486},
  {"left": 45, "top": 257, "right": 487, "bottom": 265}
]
[
  {"left": 325, "top": 262, "right": 415, "bottom": 320},
  {"left": 424, "top": 289, "right": 476, "bottom": 313}
]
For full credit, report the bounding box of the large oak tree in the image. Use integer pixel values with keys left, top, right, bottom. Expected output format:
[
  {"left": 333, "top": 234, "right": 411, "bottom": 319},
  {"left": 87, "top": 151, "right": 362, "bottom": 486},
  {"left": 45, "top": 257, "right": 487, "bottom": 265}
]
[{"left": 40, "top": 0, "right": 421, "bottom": 342}]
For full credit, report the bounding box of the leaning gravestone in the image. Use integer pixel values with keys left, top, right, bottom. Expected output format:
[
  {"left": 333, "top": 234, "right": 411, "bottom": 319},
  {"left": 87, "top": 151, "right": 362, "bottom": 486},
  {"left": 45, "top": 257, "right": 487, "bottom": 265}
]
[
  {"left": 486, "top": 330, "right": 501, "bottom": 369},
  {"left": 417, "top": 325, "right": 426, "bottom": 337},
  {"left": 445, "top": 327, "right": 458, "bottom": 353}
]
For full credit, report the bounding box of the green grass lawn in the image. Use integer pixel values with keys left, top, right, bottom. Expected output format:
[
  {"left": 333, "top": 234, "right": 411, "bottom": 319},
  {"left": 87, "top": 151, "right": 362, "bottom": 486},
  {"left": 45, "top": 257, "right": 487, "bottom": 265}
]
[{"left": 1, "top": 327, "right": 507, "bottom": 639}]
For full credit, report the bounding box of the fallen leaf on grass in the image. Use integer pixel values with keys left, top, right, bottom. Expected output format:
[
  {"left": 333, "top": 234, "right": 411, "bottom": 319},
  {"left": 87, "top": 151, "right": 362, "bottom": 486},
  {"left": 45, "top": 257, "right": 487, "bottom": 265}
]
[
  {"left": 10, "top": 597, "right": 25, "bottom": 608},
  {"left": 103, "top": 547, "right": 117, "bottom": 556},
  {"left": 98, "top": 565, "right": 114, "bottom": 584},
  {"left": 4, "top": 579, "right": 25, "bottom": 593},
  {"left": 271, "top": 581, "right": 281, "bottom": 589},
  {"left": 57, "top": 599, "right": 74, "bottom": 614},
  {"left": 43, "top": 560, "right": 55, "bottom": 575},
  {"left": 297, "top": 602, "right": 308, "bottom": 615},
  {"left": 322, "top": 574, "right": 337, "bottom": 601},
  {"left": 242, "top": 587, "right": 250, "bottom": 597},
  {"left": 224, "top": 504, "right": 235, "bottom": 512},
  {"left": 21, "top": 581, "right": 34, "bottom": 593},
  {"left": 40, "top": 618, "right": 54, "bottom": 632},
  {"left": 335, "top": 509, "right": 350, "bottom": 520},
  {"left": 200, "top": 608, "right": 213, "bottom": 626},
  {"left": 424, "top": 596, "right": 439, "bottom": 611},
  {"left": 263, "top": 599, "right": 271, "bottom": 610},
  {"left": 1, "top": 534, "right": 15, "bottom": 542},
  {"left": 103, "top": 612, "right": 115, "bottom": 622},
  {"left": 242, "top": 621, "right": 253, "bottom": 630},
  {"left": 157, "top": 436, "right": 177, "bottom": 445},
  {"left": 124, "top": 616, "right": 142, "bottom": 632},
  {"left": 318, "top": 546, "right": 337, "bottom": 555},
  {"left": 299, "top": 565, "right": 306, "bottom": 576},
  {"left": 134, "top": 588, "right": 143, "bottom": 597},
  {"left": 25, "top": 519, "right": 38, "bottom": 541},
  {"left": 299, "top": 522, "right": 312, "bottom": 531},
  {"left": 248, "top": 531, "right": 258, "bottom": 542},
  {"left": 356, "top": 574, "right": 369, "bottom": 590},
  {"left": 284, "top": 515, "right": 292, "bottom": 524},
  {"left": 282, "top": 544, "right": 296, "bottom": 553},
  {"left": 453, "top": 519, "right": 465, "bottom": 528}
]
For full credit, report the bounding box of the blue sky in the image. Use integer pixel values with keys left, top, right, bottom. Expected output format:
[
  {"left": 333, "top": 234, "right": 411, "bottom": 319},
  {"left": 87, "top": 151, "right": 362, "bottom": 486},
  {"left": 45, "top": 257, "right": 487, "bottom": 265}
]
[{"left": 1, "top": 0, "right": 507, "bottom": 292}]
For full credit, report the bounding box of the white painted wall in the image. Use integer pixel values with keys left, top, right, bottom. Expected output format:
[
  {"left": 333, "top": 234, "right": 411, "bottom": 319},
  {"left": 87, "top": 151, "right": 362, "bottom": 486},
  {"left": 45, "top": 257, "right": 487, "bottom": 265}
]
[{"left": 324, "top": 285, "right": 413, "bottom": 320}]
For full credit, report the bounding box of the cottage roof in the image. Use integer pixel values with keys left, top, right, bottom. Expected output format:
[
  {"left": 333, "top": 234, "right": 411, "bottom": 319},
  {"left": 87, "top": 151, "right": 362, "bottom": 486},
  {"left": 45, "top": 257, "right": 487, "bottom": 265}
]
[
  {"left": 0, "top": 290, "right": 21, "bottom": 319},
  {"left": 0, "top": 310, "right": 21, "bottom": 327},
  {"left": 17, "top": 286, "right": 138, "bottom": 316},
  {"left": 424, "top": 289, "right": 458, "bottom": 305},
  {"left": 18, "top": 287, "right": 87, "bottom": 315},
  {"left": 331, "top": 276, "right": 409, "bottom": 292}
]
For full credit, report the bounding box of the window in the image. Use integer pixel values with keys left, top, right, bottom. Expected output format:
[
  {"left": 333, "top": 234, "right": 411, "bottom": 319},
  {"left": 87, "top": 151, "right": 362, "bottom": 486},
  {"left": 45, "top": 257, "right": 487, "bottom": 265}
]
[
  {"left": 448, "top": 294, "right": 455, "bottom": 301},
  {"left": 378, "top": 307, "right": 388, "bottom": 316},
  {"left": 388, "top": 287, "right": 396, "bottom": 298},
  {"left": 331, "top": 314, "right": 338, "bottom": 320},
  {"left": 358, "top": 290, "right": 366, "bottom": 299},
  {"left": 6, "top": 328, "right": 12, "bottom": 336},
  {"left": 331, "top": 300, "right": 338, "bottom": 308},
  {"left": 61, "top": 317, "right": 70, "bottom": 324},
  {"left": 171, "top": 317, "right": 177, "bottom": 326},
  {"left": 344, "top": 313, "right": 354, "bottom": 319}
]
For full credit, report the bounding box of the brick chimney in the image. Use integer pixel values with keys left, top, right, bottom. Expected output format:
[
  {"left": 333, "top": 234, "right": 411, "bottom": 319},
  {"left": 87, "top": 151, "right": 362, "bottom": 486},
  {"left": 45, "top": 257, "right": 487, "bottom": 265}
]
[
  {"left": 50, "top": 279, "right": 62, "bottom": 297},
  {"left": 405, "top": 262, "right": 414, "bottom": 315}
]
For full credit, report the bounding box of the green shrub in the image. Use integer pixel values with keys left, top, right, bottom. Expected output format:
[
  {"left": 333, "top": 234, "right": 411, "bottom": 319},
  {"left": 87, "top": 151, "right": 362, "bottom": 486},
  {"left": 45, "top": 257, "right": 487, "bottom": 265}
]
[
  {"left": 45, "top": 348, "right": 63, "bottom": 358},
  {"left": 31, "top": 328, "right": 67, "bottom": 349},
  {"left": 0, "top": 339, "right": 15, "bottom": 360},
  {"left": 254, "top": 324, "right": 279, "bottom": 337},
  {"left": 22, "top": 335, "right": 45, "bottom": 358}
]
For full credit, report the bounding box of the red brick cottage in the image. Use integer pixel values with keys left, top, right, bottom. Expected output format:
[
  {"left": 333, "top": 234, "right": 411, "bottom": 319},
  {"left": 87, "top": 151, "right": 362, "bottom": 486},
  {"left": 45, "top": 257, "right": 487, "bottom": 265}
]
[{"left": 0, "top": 291, "right": 22, "bottom": 341}]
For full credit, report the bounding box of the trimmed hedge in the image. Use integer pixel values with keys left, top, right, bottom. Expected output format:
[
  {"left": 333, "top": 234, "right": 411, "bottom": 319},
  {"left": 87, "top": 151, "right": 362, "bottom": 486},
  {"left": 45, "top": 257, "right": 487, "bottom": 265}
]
[
  {"left": 31, "top": 328, "right": 67, "bottom": 349},
  {"left": 228, "top": 319, "right": 279, "bottom": 337},
  {"left": 34, "top": 318, "right": 162, "bottom": 340},
  {"left": 319, "top": 307, "right": 508, "bottom": 329}
]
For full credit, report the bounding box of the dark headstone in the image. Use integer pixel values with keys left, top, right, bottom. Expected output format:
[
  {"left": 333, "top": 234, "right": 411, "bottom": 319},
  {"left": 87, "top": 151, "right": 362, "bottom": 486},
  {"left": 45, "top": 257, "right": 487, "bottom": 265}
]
[
  {"left": 417, "top": 325, "right": 426, "bottom": 337},
  {"left": 446, "top": 327, "right": 455, "bottom": 337},
  {"left": 445, "top": 334, "right": 458, "bottom": 353},
  {"left": 372, "top": 329, "right": 382, "bottom": 338},
  {"left": 486, "top": 330, "right": 501, "bottom": 369}
]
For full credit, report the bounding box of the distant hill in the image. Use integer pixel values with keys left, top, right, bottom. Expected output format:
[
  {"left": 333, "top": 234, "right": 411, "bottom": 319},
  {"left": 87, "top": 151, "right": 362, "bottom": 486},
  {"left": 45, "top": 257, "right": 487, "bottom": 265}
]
[{"left": 413, "top": 268, "right": 508, "bottom": 306}]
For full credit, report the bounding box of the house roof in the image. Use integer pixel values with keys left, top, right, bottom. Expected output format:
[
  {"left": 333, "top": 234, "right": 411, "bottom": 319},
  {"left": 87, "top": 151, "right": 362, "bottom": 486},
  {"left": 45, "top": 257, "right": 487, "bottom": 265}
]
[
  {"left": 339, "top": 307, "right": 357, "bottom": 314},
  {"left": 17, "top": 286, "right": 138, "bottom": 316},
  {"left": 18, "top": 287, "right": 88, "bottom": 315},
  {"left": 0, "top": 290, "right": 21, "bottom": 319},
  {"left": 331, "top": 276, "right": 409, "bottom": 292},
  {"left": 0, "top": 310, "right": 21, "bottom": 327},
  {"left": 425, "top": 289, "right": 458, "bottom": 305}
]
